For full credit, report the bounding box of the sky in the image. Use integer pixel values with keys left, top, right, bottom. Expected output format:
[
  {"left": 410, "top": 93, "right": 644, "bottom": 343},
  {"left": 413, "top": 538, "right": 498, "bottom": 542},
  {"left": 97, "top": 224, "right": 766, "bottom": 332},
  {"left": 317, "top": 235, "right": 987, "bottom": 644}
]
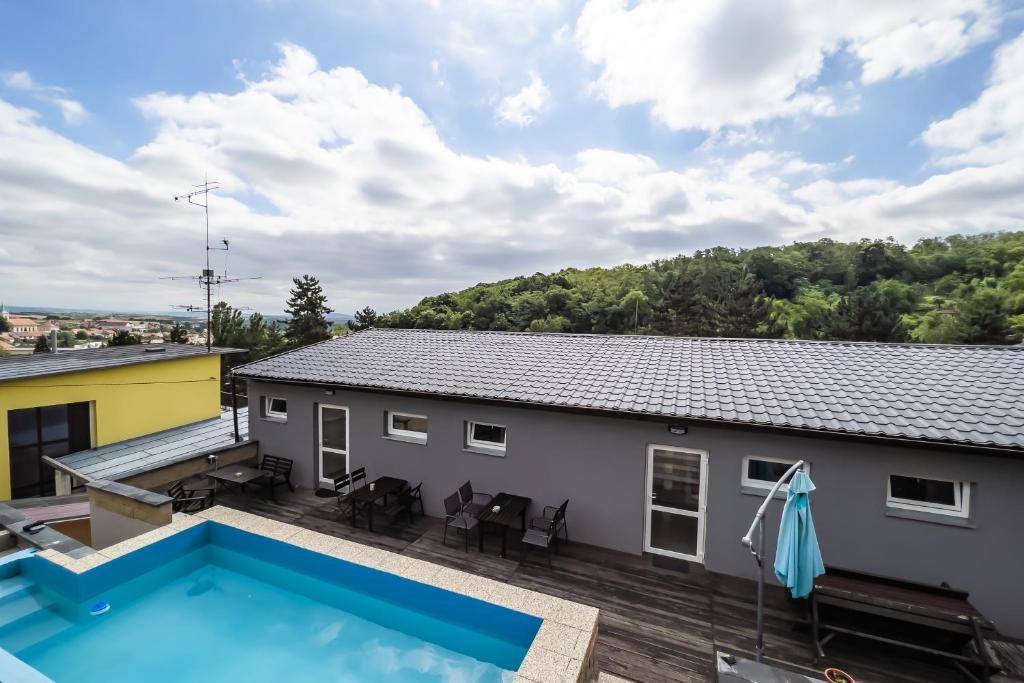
[{"left": 1, "top": 1, "right": 1023, "bottom": 315}]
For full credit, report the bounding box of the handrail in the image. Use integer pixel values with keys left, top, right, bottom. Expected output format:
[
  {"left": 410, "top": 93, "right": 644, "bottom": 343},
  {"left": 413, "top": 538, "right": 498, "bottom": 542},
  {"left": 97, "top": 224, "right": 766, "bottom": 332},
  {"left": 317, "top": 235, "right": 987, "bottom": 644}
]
[{"left": 741, "top": 460, "right": 804, "bottom": 546}]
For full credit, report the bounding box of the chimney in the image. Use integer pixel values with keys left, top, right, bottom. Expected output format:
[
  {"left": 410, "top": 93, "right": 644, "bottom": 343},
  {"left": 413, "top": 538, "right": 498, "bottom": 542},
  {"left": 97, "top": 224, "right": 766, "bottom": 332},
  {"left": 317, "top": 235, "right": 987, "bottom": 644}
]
[{"left": 50, "top": 328, "right": 58, "bottom": 354}]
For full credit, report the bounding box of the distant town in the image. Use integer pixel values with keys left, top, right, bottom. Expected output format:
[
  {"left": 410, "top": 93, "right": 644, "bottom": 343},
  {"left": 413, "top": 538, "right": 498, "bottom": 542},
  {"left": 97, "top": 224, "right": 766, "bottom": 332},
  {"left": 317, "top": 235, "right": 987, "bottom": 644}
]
[{"left": 0, "top": 303, "right": 210, "bottom": 354}]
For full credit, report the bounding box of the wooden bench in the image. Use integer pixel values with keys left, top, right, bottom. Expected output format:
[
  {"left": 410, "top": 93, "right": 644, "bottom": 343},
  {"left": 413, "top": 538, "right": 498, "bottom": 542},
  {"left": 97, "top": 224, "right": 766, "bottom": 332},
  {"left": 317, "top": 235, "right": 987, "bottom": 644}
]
[
  {"left": 810, "top": 567, "right": 997, "bottom": 682},
  {"left": 257, "top": 455, "right": 294, "bottom": 501}
]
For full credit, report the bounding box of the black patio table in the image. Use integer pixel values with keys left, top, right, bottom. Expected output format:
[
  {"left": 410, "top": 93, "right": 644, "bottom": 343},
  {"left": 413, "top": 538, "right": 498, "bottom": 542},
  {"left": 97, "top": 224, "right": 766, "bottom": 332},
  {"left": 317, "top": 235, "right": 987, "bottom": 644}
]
[
  {"left": 349, "top": 476, "right": 407, "bottom": 532},
  {"left": 206, "top": 465, "right": 266, "bottom": 501},
  {"left": 476, "top": 492, "right": 531, "bottom": 558}
]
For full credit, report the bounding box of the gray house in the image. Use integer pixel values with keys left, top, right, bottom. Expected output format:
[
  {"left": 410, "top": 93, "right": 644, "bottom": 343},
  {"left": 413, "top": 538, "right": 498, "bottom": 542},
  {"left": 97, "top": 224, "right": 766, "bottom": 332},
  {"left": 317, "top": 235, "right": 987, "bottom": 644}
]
[{"left": 234, "top": 329, "right": 1024, "bottom": 637}]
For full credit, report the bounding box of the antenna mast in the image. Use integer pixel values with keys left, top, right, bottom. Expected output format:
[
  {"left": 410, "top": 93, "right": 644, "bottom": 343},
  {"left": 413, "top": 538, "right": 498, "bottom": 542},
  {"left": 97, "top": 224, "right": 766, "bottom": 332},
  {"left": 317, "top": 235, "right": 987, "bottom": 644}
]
[{"left": 168, "top": 177, "right": 260, "bottom": 352}]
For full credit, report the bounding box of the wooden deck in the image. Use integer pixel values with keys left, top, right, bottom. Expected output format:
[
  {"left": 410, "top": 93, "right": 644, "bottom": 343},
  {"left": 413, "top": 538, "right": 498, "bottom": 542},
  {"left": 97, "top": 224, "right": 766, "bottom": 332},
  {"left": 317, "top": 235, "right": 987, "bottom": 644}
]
[{"left": 214, "top": 486, "right": 972, "bottom": 683}]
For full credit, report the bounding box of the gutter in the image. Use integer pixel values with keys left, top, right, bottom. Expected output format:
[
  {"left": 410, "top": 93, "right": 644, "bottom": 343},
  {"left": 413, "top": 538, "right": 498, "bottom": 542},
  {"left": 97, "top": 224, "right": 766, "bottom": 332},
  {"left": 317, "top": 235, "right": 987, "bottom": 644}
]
[{"left": 234, "top": 373, "right": 1024, "bottom": 458}]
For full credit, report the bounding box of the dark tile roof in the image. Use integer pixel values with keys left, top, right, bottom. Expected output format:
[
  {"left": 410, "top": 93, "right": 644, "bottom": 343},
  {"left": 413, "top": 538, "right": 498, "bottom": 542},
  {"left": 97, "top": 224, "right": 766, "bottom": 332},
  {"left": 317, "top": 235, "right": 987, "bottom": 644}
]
[
  {"left": 234, "top": 329, "right": 1024, "bottom": 451},
  {"left": 0, "top": 344, "right": 244, "bottom": 383}
]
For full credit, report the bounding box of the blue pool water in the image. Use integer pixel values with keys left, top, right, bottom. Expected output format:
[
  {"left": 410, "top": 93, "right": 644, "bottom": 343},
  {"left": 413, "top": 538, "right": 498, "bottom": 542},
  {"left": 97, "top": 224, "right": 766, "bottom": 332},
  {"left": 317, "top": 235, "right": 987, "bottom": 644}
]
[{"left": 0, "top": 523, "right": 539, "bottom": 682}]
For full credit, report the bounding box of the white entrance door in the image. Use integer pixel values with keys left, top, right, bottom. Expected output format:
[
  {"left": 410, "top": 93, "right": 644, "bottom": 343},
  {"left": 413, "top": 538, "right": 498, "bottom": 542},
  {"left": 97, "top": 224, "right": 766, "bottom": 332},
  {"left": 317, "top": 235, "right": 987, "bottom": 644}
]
[
  {"left": 318, "top": 404, "right": 349, "bottom": 486},
  {"left": 644, "top": 445, "right": 708, "bottom": 562}
]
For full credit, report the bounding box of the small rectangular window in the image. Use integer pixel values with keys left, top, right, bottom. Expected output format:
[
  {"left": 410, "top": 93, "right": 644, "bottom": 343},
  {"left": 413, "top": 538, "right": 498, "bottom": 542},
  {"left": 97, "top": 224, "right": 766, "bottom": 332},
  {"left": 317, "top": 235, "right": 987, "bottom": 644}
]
[
  {"left": 387, "top": 411, "right": 428, "bottom": 441},
  {"left": 741, "top": 456, "right": 804, "bottom": 492},
  {"left": 467, "top": 421, "right": 506, "bottom": 453},
  {"left": 265, "top": 396, "right": 288, "bottom": 421},
  {"left": 887, "top": 475, "right": 970, "bottom": 518}
]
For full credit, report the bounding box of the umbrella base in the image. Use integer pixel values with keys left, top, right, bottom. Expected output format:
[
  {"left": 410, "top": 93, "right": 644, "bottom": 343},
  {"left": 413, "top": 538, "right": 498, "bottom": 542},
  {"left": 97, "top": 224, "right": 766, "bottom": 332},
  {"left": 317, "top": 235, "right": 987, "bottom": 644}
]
[{"left": 715, "top": 651, "right": 825, "bottom": 682}]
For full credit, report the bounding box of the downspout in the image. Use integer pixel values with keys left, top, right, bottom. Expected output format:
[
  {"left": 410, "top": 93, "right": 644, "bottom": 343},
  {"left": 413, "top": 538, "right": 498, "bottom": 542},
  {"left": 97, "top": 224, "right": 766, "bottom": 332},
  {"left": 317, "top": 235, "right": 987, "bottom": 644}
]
[{"left": 231, "top": 373, "right": 240, "bottom": 443}]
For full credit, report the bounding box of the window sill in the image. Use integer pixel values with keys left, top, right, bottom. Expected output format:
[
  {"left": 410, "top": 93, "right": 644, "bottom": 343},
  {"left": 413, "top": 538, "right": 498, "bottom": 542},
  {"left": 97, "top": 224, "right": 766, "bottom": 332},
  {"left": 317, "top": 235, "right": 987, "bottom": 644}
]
[
  {"left": 885, "top": 507, "right": 975, "bottom": 528},
  {"left": 383, "top": 434, "right": 427, "bottom": 446},
  {"left": 741, "top": 484, "right": 786, "bottom": 500},
  {"left": 462, "top": 446, "right": 506, "bottom": 458},
  {"left": 260, "top": 417, "right": 287, "bottom": 424}
]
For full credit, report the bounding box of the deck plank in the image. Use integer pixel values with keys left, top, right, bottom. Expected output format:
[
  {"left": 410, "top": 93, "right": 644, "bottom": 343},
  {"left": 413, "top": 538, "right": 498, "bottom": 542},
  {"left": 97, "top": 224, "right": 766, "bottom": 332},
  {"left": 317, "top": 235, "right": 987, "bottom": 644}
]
[{"left": 217, "top": 487, "right": 970, "bottom": 683}]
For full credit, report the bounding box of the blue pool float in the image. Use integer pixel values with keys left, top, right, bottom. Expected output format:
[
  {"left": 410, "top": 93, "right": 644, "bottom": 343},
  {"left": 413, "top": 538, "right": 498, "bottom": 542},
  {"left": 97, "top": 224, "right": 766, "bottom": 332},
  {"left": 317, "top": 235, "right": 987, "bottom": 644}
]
[{"left": 89, "top": 601, "right": 110, "bottom": 616}]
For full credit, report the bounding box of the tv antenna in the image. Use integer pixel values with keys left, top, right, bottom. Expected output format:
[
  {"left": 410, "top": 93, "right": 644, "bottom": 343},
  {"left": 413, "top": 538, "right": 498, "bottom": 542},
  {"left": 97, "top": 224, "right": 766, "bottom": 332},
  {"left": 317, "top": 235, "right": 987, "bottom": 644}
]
[{"left": 164, "top": 177, "right": 261, "bottom": 351}]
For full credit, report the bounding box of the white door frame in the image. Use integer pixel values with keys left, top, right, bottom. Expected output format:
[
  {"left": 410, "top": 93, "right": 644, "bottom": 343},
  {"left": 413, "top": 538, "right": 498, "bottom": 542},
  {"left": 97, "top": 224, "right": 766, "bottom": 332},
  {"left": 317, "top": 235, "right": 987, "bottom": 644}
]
[
  {"left": 643, "top": 444, "right": 709, "bottom": 563},
  {"left": 317, "top": 403, "right": 349, "bottom": 486}
]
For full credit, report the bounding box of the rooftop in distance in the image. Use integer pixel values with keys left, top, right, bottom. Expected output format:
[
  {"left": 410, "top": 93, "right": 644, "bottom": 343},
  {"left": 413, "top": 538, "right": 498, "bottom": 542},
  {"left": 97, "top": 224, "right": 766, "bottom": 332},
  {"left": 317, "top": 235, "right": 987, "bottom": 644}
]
[{"left": 235, "top": 328, "right": 1024, "bottom": 452}]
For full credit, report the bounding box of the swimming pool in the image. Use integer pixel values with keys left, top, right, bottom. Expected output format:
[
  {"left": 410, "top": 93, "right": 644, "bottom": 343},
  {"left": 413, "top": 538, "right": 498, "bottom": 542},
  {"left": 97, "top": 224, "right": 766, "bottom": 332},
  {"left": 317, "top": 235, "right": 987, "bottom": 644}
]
[{"left": 0, "top": 511, "right": 586, "bottom": 683}]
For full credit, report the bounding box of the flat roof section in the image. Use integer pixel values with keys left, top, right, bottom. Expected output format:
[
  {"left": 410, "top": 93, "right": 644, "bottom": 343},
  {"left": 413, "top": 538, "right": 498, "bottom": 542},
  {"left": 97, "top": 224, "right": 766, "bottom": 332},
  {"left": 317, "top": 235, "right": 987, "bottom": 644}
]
[
  {"left": 0, "top": 344, "right": 245, "bottom": 384},
  {"left": 50, "top": 408, "right": 249, "bottom": 482}
]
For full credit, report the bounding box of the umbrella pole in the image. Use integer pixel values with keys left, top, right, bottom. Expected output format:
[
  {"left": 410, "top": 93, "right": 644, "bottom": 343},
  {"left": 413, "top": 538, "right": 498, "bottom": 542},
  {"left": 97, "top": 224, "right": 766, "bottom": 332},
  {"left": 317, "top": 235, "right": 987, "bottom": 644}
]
[
  {"left": 755, "top": 515, "right": 765, "bottom": 662},
  {"left": 741, "top": 459, "right": 805, "bottom": 665}
]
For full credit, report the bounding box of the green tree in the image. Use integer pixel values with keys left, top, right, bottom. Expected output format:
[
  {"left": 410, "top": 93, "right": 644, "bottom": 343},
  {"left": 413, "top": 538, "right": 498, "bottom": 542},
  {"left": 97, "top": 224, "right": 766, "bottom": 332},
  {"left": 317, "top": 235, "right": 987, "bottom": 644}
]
[
  {"left": 33, "top": 334, "right": 50, "bottom": 353},
  {"left": 768, "top": 287, "right": 838, "bottom": 340},
  {"left": 347, "top": 306, "right": 379, "bottom": 332},
  {"left": 527, "top": 315, "right": 571, "bottom": 332},
  {"left": 284, "top": 275, "right": 333, "bottom": 347},
  {"left": 902, "top": 310, "right": 968, "bottom": 344},
  {"left": 373, "top": 230, "right": 1024, "bottom": 346},
  {"left": 832, "top": 279, "right": 918, "bottom": 342},
  {"left": 0, "top": 317, "right": 9, "bottom": 333},
  {"left": 74, "top": 330, "right": 89, "bottom": 340},
  {"left": 167, "top": 322, "right": 189, "bottom": 344},
  {"left": 108, "top": 329, "right": 142, "bottom": 346}
]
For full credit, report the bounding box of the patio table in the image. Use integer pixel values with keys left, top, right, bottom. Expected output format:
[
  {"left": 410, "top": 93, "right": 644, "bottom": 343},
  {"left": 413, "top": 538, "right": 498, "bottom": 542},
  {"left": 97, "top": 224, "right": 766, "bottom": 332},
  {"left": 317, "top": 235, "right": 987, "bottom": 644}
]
[
  {"left": 206, "top": 465, "right": 266, "bottom": 501},
  {"left": 476, "top": 492, "right": 531, "bottom": 558},
  {"left": 349, "top": 476, "right": 407, "bottom": 532}
]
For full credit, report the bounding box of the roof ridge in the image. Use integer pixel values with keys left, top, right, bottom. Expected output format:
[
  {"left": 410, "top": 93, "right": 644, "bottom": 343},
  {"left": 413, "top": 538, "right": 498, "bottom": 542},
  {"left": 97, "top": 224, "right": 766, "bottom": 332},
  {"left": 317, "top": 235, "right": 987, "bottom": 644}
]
[{"left": 364, "top": 327, "right": 1024, "bottom": 350}]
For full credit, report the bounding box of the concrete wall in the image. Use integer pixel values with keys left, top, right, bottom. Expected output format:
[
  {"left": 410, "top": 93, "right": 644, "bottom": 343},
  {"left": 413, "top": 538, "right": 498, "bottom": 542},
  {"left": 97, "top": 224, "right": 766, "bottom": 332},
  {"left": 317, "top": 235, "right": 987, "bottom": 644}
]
[
  {"left": 247, "top": 380, "right": 1024, "bottom": 637},
  {"left": 121, "top": 441, "right": 259, "bottom": 491},
  {"left": 86, "top": 480, "right": 172, "bottom": 550}
]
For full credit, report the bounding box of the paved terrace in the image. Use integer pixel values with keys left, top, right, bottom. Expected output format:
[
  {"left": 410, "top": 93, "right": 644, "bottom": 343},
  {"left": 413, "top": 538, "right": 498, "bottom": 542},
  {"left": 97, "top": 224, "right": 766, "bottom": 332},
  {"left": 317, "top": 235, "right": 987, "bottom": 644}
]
[{"left": 215, "top": 486, "right": 967, "bottom": 683}]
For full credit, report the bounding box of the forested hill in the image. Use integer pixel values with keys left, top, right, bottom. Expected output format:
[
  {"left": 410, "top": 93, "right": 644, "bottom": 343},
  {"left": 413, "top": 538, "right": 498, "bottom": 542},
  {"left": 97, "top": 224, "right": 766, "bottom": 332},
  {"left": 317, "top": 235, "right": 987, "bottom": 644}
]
[{"left": 375, "top": 232, "right": 1024, "bottom": 345}]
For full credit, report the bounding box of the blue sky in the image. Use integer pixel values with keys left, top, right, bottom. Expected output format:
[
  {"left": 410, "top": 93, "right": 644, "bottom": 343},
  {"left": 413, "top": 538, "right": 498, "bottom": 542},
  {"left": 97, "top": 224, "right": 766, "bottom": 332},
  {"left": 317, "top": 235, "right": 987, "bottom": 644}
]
[{"left": 1, "top": 1, "right": 1023, "bottom": 313}]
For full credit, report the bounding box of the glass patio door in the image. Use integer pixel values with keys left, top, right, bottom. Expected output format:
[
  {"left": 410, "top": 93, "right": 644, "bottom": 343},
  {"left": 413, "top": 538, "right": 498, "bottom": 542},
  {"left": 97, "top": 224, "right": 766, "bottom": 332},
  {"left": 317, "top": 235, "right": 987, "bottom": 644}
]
[
  {"left": 317, "top": 404, "right": 348, "bottom": 486},
  {"left": 644, "top": 445, "right": 708, "bottom": 562}
]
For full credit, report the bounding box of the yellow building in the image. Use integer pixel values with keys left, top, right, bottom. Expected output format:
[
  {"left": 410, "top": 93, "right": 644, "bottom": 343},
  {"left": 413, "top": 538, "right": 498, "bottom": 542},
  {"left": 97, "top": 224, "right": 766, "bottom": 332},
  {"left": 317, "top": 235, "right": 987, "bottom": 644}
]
[{"left": 0, "top": 345, "right": 239, "bottom": 500}]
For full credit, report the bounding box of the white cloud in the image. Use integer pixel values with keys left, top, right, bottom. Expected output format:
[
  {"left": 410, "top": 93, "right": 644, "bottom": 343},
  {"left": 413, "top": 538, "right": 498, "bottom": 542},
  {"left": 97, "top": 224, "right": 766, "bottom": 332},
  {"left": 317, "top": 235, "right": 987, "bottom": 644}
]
[
  {"left": 495, "top": 72, "right": 551, "bottom": 126},
  {"left": 2, "top": 70, "right": 89, "bottom": 124},
  {"left": 922, "top": 30, "right": 1024, "bottom": 167},
  {"left": 575, "top": 0, "right": 1001, "bottom": 131},
  {"left": 1, "top": 41, "right": 1022, "bottom": 315}
]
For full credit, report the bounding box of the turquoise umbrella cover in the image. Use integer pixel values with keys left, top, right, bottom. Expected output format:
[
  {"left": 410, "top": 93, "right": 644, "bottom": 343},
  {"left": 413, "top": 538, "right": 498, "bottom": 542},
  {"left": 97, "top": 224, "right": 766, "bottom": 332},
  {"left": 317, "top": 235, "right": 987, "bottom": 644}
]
[{"left": 773, "top": 470, "right": 825, "bottom": 599}]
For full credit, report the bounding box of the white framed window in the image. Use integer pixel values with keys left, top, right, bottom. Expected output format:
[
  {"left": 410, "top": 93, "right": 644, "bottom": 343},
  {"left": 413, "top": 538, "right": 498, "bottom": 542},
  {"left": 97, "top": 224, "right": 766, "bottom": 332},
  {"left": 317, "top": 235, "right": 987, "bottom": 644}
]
[
  {"left": 741, "top": 456, "right": 806, "bottom": 492},
  {"left": 264, "top": 396, "right": 288, "bottom": 421},
  {"left": 886, "top": 474, "right": 970, "bottom": 518},
  {"left": 466, "top": 421, "right": 506, "bottom": 454},
  {"left": 386, "top": 411, "right": 428, "bottom": 441}
]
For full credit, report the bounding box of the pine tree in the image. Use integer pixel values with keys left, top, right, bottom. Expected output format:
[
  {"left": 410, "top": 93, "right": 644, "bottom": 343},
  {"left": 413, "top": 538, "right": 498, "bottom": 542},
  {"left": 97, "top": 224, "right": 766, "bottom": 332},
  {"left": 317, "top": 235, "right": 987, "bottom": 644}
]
[
  {"left": 33, "top": 334, "right": 50, "bottom": 353},
  {"left": 284, "top": 275, "right": 333, "bottom": 347},
  {"left": 347, "top": 306, "right": 378, "bottom": 332}
]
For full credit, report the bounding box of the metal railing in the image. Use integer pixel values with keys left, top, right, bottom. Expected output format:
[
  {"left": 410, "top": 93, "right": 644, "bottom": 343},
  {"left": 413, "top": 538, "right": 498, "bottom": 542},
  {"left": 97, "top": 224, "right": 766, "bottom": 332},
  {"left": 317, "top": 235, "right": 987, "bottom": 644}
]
[{"left": 740, "top": 459, "right": 804, "bottom": 663}]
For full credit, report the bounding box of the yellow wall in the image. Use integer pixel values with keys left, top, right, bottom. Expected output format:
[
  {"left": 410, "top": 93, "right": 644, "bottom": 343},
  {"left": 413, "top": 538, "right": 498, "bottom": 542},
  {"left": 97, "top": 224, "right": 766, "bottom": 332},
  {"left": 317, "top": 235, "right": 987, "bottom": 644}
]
[{"left": 0, "top": 354, "right": 222, "bottom": 500}]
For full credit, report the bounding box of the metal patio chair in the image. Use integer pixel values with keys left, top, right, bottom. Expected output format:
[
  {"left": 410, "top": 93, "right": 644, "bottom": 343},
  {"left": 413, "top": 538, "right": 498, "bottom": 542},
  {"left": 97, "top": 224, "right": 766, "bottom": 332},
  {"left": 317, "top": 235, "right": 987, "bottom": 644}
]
[
  {"left": 168, "top": 479, "right": 214, "bottom": 513},
  {"left": 530, "top": 499, "right": 569, "bottom": 544},
  {"left": 443, "top": 492, "right": 478, "bottom": 552},
  {"left": 458, "top": 480, "right": 493, "bottom": 517},
  {"left": 521, "top": 504, "right": 565, "bottom": 567}
]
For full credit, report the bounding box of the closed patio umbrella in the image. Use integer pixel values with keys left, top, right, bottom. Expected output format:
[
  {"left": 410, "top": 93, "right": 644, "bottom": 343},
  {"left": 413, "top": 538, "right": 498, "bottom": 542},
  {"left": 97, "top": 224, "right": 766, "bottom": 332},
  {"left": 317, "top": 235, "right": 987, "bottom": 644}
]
[{"left": 773, "top": 470, "right": 825, "bottom": 599}]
